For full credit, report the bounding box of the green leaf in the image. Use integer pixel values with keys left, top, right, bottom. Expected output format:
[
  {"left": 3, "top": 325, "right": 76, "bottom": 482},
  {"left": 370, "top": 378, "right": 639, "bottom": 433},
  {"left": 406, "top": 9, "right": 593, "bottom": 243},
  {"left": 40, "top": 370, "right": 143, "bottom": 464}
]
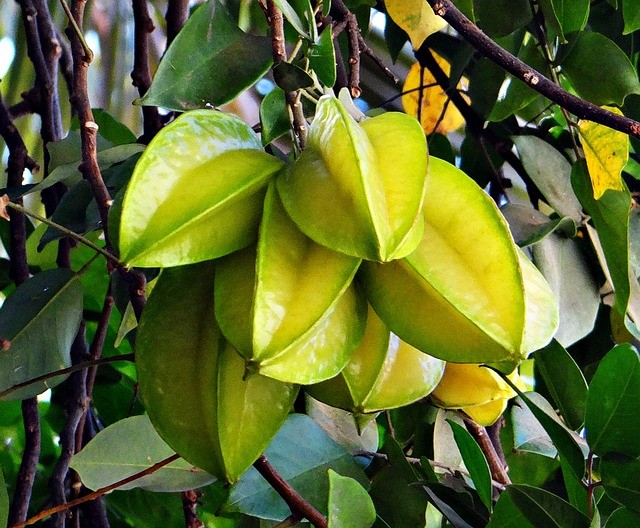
[
  {"left": 561, "top": 31, "right": 640, "bottom": 106},
  {"left": 512, "top": 394, "right": 558, "bottom": 458},
  {"left": 327, "top": 470, "right": 376, "bottom": 528},
  {"left": 309, "top": 27, "right": 336, "bottom": 87},
  {"left": 119, "top": 110, "right": 284, "bottom": 268},
  {"left": 273, "top": 61, "right": 315, "bottom": 92},
  {"left": 222, "top": 414, "right": 368, "bottom": 521},
  {"left": 489, "top": 40, "right": 549, "bottom": 121},
  {"left": 512, "top": 135, "right": 582, "bottom": 222},
  {"left": 502, "top": 204, "right": 577, "bottom": 247},
  {"left": 71, "top": 108, "right": 137, "bottom": 145},
  {"left": 0, "top": 467, "right": 7, "bottom": 528},
  {"left": 572, "top": 160, "right": 632, "bottom": 318},
  {"left": 605, "top": 507, "right": 640, "bottom": 527},
  {"left": 70, "top": 415, "right": 215, "bottom": 492},
  {"left": 260, "top": 88, "right": 290, "bottom": 146},
  {"left": 622, "top": 0, "right": 640, "bottom": 33},
  {"left": 534, "top": 340, "right": 588, "bottom": 430},
  {"left": 474, "top": 0, "right": 532, "bottom": 37},
  {"left": 532, "top": 233, "right": 600, "bottom": 347},
  {"left": 447, "top": 420, "right": 493, "bottom": 512},
  {"left": 107, "top": 489, "right": 191, "bottom": 528},
  {"left": 138, "top": 0, "right": 272, "bottom": 111},
  {"left": 585, "top": 344, "right": 640, "bottom": 457},
  {"left": 538, "top": 0, "right": 589, "bottom": 41},
  {"left": 495, "top": 374, "right": 586, "bottom": 482},
  {"left": 0, "top": 269, "right": 83, "bottom": 400},
  {"left": 274, "top": 0, "right": 316, "bottom": 40},
  {"left": 600, "top": 453, "right": 640, "bottom": 512},
  {"left": 488, "top": 485, "right": 591, "bottom": 528}
]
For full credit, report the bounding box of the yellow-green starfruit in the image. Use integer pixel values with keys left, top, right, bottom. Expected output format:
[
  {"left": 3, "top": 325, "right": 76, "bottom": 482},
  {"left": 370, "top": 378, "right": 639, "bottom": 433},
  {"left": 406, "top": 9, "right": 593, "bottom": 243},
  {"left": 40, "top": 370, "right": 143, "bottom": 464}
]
[
  {"left": 360, "top": 157, "right": 558, "bottom": 364},
  {"left": 277, "top": 94, "right": 428, "bottom": 262},
  {"left": 308, "top": 306, "right": 445, "bottom": 415},
  {"left": 214, "top": 184, "right": 367, "bottom": 384},
  {"left": 119, "top": 110, "right": 284, "bottom": 268},
  {"left": 135, "top": 262, "right": 298, "bottom": 483}
]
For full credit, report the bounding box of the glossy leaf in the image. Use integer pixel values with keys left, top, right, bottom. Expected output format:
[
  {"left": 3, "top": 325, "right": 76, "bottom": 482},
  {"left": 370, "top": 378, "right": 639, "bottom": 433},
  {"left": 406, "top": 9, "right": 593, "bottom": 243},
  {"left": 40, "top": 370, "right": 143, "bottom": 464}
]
[
  {"left": 561, "top": 31, "right": 640, "bottom": 106},
  {"left": 0, "top": 467, "right": 7, "bottom": 528},
  {"left": 585, "top": 344, "right": 640, "bottom": 458},
  {"left": 119, "top": 110, "right": 283, "bottom": 268},
  {"left": 0, "top": 269, "right": 83, "bottom": 400},
  {"left": 361, "top": 157, "right": 532, "bottom": 364},
  {"left": 259, "top": 87, "right": 290, "bottom": 146},
  {"left": 273, "top": 62, "right": 314, "bottom": 92},
  {"left": 385, "top": 0, "right": 446, "bottom": 49},
  {"left": 623, "top": 0, "right": 640, "bottom": 33},
  {"left": 70, "top": 415, "right": 215, "bottom": 492},
  {"left": 222, "top": 414, "right": 368, "bottom": 521},
  {"left": 512, "top": 394, "right": 558, "bottom": 457},
  {"left": 488, "top": 485, "right": 590, "bottom": 528},
  {"left": 600, "top": 453, "right": 640, "bottom": 513},
  {"left": 502, "top": 204, "right": 577, "bottom": 248},
  {"left": 308, "top": 306, "right": 445, "bottom": 414},
  {"left": 277, "top": 94, "right": 428, "bottom": 262},
  {"left": 512, "top": 135, "right": 582, "bottom": 222},
  {"left": 572, "top": 161, "right": 632, "bottom": 317},
  {"left": 474, "top": 0, "right": 532, "bottom": 37},
  {"left": 309, "top": 27, "right": 336, "bottom": 87},
  {"left": 447, "top": 420, "right": 492, "bottom": 512},
  {"left": 532, "top": 233, "right": 600, "bottom": 347},
  {"left": 136, "top": 263, "right": 298, "bottom": 482},
  {"left": 605, "top": 507, "right": 640, "bottom": 526},
  {"left": 539, "top": 0, "right": 589, "bottom": 41},
  {"left": 274, "top": 0, "right": 316, "bottom": 40},
  {"left": 402, "top": 55, "right": 467, "bottom": 134},
  {"left": 534, "top": 341, "right": 588, "bottom": 430},
  {"left": 327, "top": 470, "right": 376, "bottom": 528},
  {"left": 138, "top": 1, "right": 272, "bottom": 111}
]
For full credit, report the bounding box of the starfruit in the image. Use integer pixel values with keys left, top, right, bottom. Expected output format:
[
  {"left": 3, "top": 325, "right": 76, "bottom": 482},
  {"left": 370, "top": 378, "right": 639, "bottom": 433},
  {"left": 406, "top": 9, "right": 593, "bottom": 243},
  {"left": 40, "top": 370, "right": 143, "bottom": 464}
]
[
  {"left": 119, "top": 110, "right": 284, "bottom": 268},
  {"left": 430, "top": 364, "right": 526, "bottom": 426},
  {"left": 214, "top": 184, "right": 367, "bottom": 384},
  {"left": 360, "top": 157, "right": 558, "bottom": 365},
  {"left": 308, "top": 306, "right": 445, "bottom": 415},
  {"left": 135, "top": 262, "right": 298, "bottom": 483},
  {"left": 277, "top": 94, "right": 428, "bottom": 262}
]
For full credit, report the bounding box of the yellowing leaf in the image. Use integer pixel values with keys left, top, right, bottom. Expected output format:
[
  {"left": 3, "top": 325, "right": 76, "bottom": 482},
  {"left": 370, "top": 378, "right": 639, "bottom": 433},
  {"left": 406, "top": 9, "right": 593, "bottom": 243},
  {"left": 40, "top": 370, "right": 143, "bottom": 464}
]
[
  {"left": 578, "top": 106, "right": 629, "bottom": 199},
  {"left": 402, "top": 55, "right": 467, "bottom": 134},
  {"left": 386, "top": 0, "right": 447, "bottom": 49}
]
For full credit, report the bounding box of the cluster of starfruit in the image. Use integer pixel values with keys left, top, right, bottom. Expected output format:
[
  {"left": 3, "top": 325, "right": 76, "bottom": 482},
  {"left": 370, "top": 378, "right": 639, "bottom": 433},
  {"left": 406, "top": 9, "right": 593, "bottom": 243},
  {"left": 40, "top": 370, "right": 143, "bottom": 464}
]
[{"left": 118, "top": 94, "right": 558, "bottom": 483}]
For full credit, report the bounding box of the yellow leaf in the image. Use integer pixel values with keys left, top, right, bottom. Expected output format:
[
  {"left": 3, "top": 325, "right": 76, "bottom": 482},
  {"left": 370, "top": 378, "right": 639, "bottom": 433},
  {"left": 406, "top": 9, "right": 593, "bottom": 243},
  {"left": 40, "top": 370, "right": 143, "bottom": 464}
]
[
  {"left": 385, "top": 0, "right": 447, "bottom": 49},
  {"left": 402, "top": 54, "right": 467, "bottom": 134},
  {"left": 578, "top": 106, "right": 629, "bottom": 200}
]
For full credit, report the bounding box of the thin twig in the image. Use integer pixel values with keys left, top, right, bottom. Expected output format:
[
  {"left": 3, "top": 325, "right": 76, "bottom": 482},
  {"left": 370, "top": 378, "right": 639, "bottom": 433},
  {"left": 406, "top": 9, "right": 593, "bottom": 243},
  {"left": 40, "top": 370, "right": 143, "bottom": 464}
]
[
  {"left": 181, "top": 490, "right": 204, "bottom": 528},
  {"left": 462, "top": 416, "right": 511, "bottom": 486},
  {"left": 0, "top": 354, "right": 134, "bottom": 400},
  {"left": 10, "top": 454, "right": 181, "bottom": 527},
  {"left": 253, "top": 455, "right": 328, "bottom": 528},
  {"left": 427, "top": 0, "right": 640, "bottom": 139}
]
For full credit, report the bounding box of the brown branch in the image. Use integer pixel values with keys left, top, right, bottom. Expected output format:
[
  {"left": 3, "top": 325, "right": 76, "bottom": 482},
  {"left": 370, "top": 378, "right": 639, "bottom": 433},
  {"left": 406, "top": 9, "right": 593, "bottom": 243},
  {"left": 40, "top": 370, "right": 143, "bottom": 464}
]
[
  {"left": 0, "top": 88, "right": 41, "bottom": 528},
  {"left": 330, "top": 0, "right": 361, "bottom": 98},
  {"left": 463, "top": 416, "right": 511, "bottom": 486},
  {"left": 266, "top": 0, "right": 308, "bottom": 150},
  {"left": 7, "top": 87, "right": 41, "bottom": 120},
  {"left": 10, "top": 454, "right": 181, "bottom": 527},
  {"left": 165, "top": 0, "right": 189, "bottom": 47},
  {"left": 253, "top": 455, "right": 328, "bottom": 528},
  {"left": 132, "top": 0, "right": 162, "bottom": 140},
  {"left": 181, "top": 490, "right": 204, "bottom": 528},
  {"left": 427, "top": 0, "right": 640, "bottom": 139}
]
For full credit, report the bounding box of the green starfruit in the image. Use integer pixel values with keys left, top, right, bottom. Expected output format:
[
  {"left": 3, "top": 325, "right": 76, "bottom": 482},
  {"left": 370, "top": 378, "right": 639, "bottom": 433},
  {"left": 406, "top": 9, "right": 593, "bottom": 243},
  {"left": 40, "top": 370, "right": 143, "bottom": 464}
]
[
  {"left": 277, "top": 94, "right": 428, "bottom": 262},
  {"left": 135, "top": 262, "right": 298, "bottom": 483},
  {"left": 308, "top": 306, "right": 445, "bottom": 415},
  {"left": 214, "top": 184, "right": 367, "bottom": 384},
  {"left": 360, "top": 157, "right": 558, "bottom": 364},
  {"left": 119, "top": 110, "right": 284, "bottom": 268}
]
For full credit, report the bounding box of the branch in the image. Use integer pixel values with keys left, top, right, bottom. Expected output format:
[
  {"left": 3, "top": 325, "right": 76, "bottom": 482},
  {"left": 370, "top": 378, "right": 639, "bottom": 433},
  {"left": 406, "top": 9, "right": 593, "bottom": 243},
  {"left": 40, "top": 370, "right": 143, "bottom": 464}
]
[
  {"left": 463, "top": 416, "right": 511, "bottom": 486},
  {"left": 132, "top": 0, "right": 163, "bottom": 140},
  {"left": 426, "top": 0, "right": 640, "bottom": 139},
  {"left": 266, "top": 0, "right": 308, "bottom": 150},
  {"left": 181, "top": 490, "right": 204, "bottom": 528},
  {"left": 165, "top": 0, "right": 189, "bottom": 47},
  {"left": 10, "top": 454, "right": 181, "bottom": 527},
  {"left": 253, "top": 455, "right": 328, "bottom": 528}
]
